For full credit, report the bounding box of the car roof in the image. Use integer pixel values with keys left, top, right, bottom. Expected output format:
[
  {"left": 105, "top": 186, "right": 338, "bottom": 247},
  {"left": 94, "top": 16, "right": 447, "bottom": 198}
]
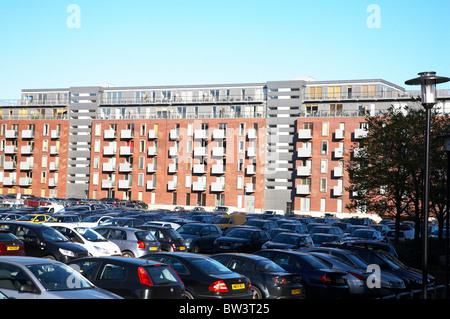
[
  {"left": 71, "top": 256, "right": 163, "bottom": 267},
  {"left": 0, "top": 256, "right": 62, "bottom": 266},
  {"left": 212, "top": 253, "right": 268, "bottom": 261},
  {"left": 0, "top": 221, "right": 51, "bottom": 229}
]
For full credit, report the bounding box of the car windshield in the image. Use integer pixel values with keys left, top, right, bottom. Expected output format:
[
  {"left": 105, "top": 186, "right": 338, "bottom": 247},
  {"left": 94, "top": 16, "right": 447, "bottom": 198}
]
[
  {"left": 80, "top": 216, "right": 102, "bottom": 223},
  {"left": 18, "top": 215, "right": 36, "bottom": 221},
  {"left": 214, "top": 217, "right": 230, "bottom": 224},
  {"left": 272, "top": 233, "right": 309, "bottom": 245},
  {"left": 309, "top": 227, "right": 330, "bottom": 234},
  {"left": 177, "top": 224, "right": 204, "bottom": 235},
  {"left": 351, "top": 230, "right": 375, "bottom": 238},
  {"left": 40, "top": 227, "right": 69, "bottom": 242},
  {"left": 27, "top": 263, "right": 92, "bottom": 291},
  {"left": 225, "top": 228, "right": 254, "bottom": 239},
  {"left": 74, "top": 227, "right": 106, "bottom": 242},
  {"left": 255, "top": 259, "right": 285, "bottom": 272},
  {"left": 191, "top": 258, "right": 233, "bottom": 275},
  {"left": 0, "top": 232, "right": 20, "bottom": 242}
]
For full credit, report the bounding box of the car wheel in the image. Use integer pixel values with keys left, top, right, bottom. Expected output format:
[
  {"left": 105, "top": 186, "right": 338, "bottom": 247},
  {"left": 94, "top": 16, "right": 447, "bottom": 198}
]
[
  {"left": 193, "top": 243, "right": 200, "bottom": 254},
  {"left": 251, "top": 286, "right": 264, "bottom": 299},
  {"left": 43, "top": 255, "right": 56, "bottom": 260},
  {"left": 184, "top": 291, "right": 195, "bottom": 299},
  {"left": 122, "top": 251, "right": 135, "bottom": 258}
]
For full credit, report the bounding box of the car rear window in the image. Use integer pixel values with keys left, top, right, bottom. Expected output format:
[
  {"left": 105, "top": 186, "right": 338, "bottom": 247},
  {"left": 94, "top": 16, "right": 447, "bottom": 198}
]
[
  {"left": 145, "top": 265, "right": 182, "bottom": 284},
  {"left": 0, "top": 231, "right": 19, "bottom": 242},
  {"left": 135, "top": 231, "right": 157, "bottom": 242}
]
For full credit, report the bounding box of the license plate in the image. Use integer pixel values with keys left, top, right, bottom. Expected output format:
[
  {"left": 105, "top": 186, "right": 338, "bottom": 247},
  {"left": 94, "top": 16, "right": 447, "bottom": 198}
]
[
  {"left": 219, "top": 245, "right": 230, "bottom": 249},
  {"left": 336, "top": 278, "right": 344, "bottom": 284},
  {"left": 232, "top": 283, "right": 245, "bottom": 290},
  {"left": 150, "top": 247, "right": 157, "bottom": 251},
  {"left": 291, "top": 289, "right": 301, "bottom": 295},
  {"left": 7, "top": 246, "right": 19, "bottom": 251},
  {"left": 179, "top": 247, "right": 185, "bottom": 251}
]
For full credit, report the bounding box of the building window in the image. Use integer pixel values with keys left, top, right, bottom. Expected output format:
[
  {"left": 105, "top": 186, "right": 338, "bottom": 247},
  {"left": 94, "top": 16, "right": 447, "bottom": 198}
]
[
  {"left": 320, "top": 178, "right": 327, "bottom": 193},
  {"left": 300, "top": 198, "right": 310, "bottom": 212},
  {"left": 138, "top": 157, "right": 145, "bottom": 170},
  {"left": 239, "top": 123, "right": 245, "bottom": 136},
  {"left": 138, "top": 173, "right": 144, "bottom": 187},
  {"left": 185, "top": 175, "right": 191, "bottom": 188},
  {"left": 94, "top": 140, "right": 100, "bottom": 153},
  {"left": 93, "top": 156, "right": 99, "bottom": 169},
  {"left": 95, "top": 123, "right": 101, "bottom": 136},
  {"left": 320, "top": 159, "right": 327, "bottom": 174},
  {"left": 92, "top": 172, "right": 99, "bottom": 185},
  {"left": 237, "top": 176, "right": 244, "bottom": 189},
  {"left": 321, "top": 141, "right": 328, "bottom": 155},
  {"left": 320, "top": 198, "right": 326, "bottom": 212},
  {"left": 321, "top": 122, "right": 329, "bottom": 136},
  {"left": 139, "top": 140, "right": 145, "bottom": 153}
]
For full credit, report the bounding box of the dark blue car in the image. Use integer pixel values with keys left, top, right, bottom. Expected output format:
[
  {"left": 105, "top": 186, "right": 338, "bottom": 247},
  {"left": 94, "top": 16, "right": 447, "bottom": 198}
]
[
  {"left": 177, "top": 223, "right": 222, "bottom": 253},
  {"left": 214, "top": 227, "right": 270, "bottom": 253}
]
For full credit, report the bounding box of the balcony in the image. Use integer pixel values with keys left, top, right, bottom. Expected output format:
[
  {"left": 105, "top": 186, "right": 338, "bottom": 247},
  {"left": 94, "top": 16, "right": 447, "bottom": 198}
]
[
  {"left": 333, "top": 186, "right": 343, "bottom": 196},
  {"left": 246, "top": 165, "right": 256, "bottom": 175},
  {"left": 212, "top": 129, "right": 226, "bottom": 140},
  {"left": 118, "top": 179, "right": 132, "bottom": 189},
  {"left": 245, "top": 183, "right": 255, "bottom": 194},
  {"left": 169, "top": 129, "right": 179, "bottom": 140},
  {"left": 168, "top": 163, "right": 178, "bottom": 173},
  {"left": 119, "top": 146, "right": 132, "bottom": 156},
  {"left": 103, "top": 146, "right": 116, "bottom": 156},
  {"left": 194, "top": 129, "right": 208, "bottom": 140},
  {"left": 354, "top": 128, "right": 368, "bottom": 139},
  {"left": 21, "top": 146, "right": 34, "bottom": 155},
  {"left": 49, "top": 162, "right": 59, "bottom": 171},
  {"left": 298, "top": 129, "right": 312, "bottom": 139},
  {"left": 147, "top": 163, "right": 157, "bottom": 173},
  {"left": 211, "top": 182, "right": 224, "bottom": 192},
  {"left": 247, "top": 147, "right": 257, "bottom": 157},
  {"left": 335, "top": 129, "right": 345, "bottom": 140},
  {"left": 146, "top": 181, "right": 156, "bottom": 190},
  {"left": 102, "top": 162, "right": 115, "bottom": 172},
  {"left": 19, "top": 177, "right": 32, "bottom": 186},
  {"left": 192, "top": 181, "right": 206, "bottom": 191},
  {"left": 51, "top": 130, "right": 61, "bottom": 139},
  {"left": 147, "top": 146, "right": 157, "bottom": 156},
  {"left": 119, "top": 162, "right": 133, "bottom": 173},
  {"left": 297, "top": 147, "right": 312, "bottom": 158},
  {"left": 148, "top": 130, "right": 157, "bottom": 139},
  {"left": 193, "top": 147, "right": 207, "bottom": 157},
  {"left": 4, "top": 145, "right": 17, "bottom": 154},
  {"left": 334, "top": 148, "right": 344, "bottom": 158},
  {"left": 169, "top": 146, "right": 178, "bottom": 157},
  {"left": 5, "top": 130, "right": 18, "bottom": 139},
  {"left": 296, "top": 166, "right": 311, "bottom": 176},
  {"left": 211, "top": 164, "right": 225, "bottom": 175},
  {"left": 104, "top": 129, "right": 117, "bottom": 139},
  {"left": 296, "top": 184, "right": 311, "bottom": 195},
  {"left": 48, "top": 178, "right": 58, "bottom": 187},
  {"left": 167, "top": 181, "right": 177, "bottom": 191},
  {"left": 22, "top": 130, "right": 35, "bottom": 139},
  {"left": 50, "top": 146, "right": 59, "bottom": 155},
  {"left": 3, "top": 177, "right": 15, "bottom": 186},
  {"left": 120, "top": 129, "right": 134, "bottom": 139},
  {"left": 334, "top": 166, "right": 344, "bottom": 177},
  {"left": 193, "top": 164, "right": 206, "bottom": 174},
  {"left": 247, "top": 129, "right": 258, "bottom": 140},
  {"left": 102, "top": 179, "right": 114, "bottom": 189},
  {"left": 4, "top": 161, "right": 16, "bottom": 170},
  {"left": 212, "top": 147, "right": 225, "bottom": 157},
  {"left": 20, "top": 162, "right": 32, "bottom": 171}
]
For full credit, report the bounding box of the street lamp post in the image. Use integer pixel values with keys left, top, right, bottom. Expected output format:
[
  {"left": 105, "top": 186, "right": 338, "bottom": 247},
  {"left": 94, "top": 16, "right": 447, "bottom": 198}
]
[
  {"left": 437, "top": 133, "right": 450, "bottom": 299},
  {"left": 406, "top": 72, "right": 450, "bottom": 299}
]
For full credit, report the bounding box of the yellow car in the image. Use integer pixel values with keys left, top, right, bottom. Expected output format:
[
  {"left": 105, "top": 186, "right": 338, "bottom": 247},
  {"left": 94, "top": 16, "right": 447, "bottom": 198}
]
[{"left": 17, "top": 214, "right": 57, "bottom": 224}]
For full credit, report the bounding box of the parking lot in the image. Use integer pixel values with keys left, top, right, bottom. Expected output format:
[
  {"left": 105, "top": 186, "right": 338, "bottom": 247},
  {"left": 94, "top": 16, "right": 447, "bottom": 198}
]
[{"left": 0, "top": 197, "right": 448, "bottom": 300}]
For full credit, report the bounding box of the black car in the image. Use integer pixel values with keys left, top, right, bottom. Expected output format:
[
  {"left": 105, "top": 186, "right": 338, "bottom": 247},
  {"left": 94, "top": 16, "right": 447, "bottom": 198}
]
[
  {"left": 254, "top": 249, "right": 349, "bottom": 299},
  {"left": 142, "top": 252, "right": 252, "bottom": 299},
  {"left": 99, "top": 217, "right": 145, "bottom": 228},
  {"left": 321, "top": 243, "right": 434, "bottom": 290},
  {"left": 177, "top": 223, "right": 222, "bottom": 253},
  {"left": 244, "top": 219, "right": 278, "bottom": 231},
  {"left": 214, "top": 227, "right": 270, "bottom": 253},
  {"left": 262, "top": 232, "right": 313, "bottom": 250},
  {"left": 0, "top": 221, "right": 88, "bottom": 262},
  {"left": 68, "top": 256, "right": 185, "bottom": 299},
  {"left": 211, "top": 253, "right": 305, "bottom": 299},
  {"left": 139, "top": 225, "right": 187, "bottom": 252}
]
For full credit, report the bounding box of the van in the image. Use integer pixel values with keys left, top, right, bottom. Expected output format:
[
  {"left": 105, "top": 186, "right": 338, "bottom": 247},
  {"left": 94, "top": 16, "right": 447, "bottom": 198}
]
[{"left": 213, "top": 214, "right": 247, "bottom": 230}]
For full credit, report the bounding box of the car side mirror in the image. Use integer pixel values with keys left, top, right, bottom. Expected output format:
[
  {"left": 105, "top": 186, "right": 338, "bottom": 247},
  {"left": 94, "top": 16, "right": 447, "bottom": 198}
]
[{"left": 19, "top": 284, "right": 36, "bottom": 293}]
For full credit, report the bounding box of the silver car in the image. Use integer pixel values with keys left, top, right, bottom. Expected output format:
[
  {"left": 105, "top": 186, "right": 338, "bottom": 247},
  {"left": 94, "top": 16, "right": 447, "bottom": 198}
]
[{"left": 0, "top": 256, "right": 121, "bottom": 299}]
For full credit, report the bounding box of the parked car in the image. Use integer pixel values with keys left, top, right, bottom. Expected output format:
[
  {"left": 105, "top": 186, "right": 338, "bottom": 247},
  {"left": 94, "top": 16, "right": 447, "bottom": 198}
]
[
  {"left": 339, "top": 240, "right": 398, "bottom": 258},
  {"left": 304, "top": 246, "right": 406, "bottom": 296},
  {"left": 308, "top": 225, "right": 346, "bottom": 238},
  {"left": 211, "top": 253, "right": 305, "bottom": 299},
  {"left": 277, "top": 223, "right": 308, "bottom": 234},
  {"left": 371, "top": 224, "right": 392, "bottom": 236},
  {"left": 142, "top": 252, "right": 252, "bottom": 299},
  {"left": 77, "top": 214, "right": 116, "bottom": 228},
  {"left": 0, "top": 229, "right": 25, "bottom": 256},
  {"left": 49, "top": 224, "right": 121, "bottom": 257},
  {"left": 98, "top": 217, "right": 145, "bottom": 228},
  {"left": 245, "top": 219, "right": 278, "bottom": 231},
  {"left": 44, "top": 214, "right": 81, "bottom": 224},
  {"left": 310, "top": 234, "right": 344, "bottom": 246},
  {"left": 138, "top": 225, "right": 187, "bottom": 252},
  {"left": 0, "top": 213, "right": 22, "bottom": 221},
  {"left": 254, "top": 249, "right": 349, "bottom": 299},
  {"left": 177, "top": 223, "right": 222, "bottom": 253},
  {"left": 94, "top": 226, "right": 160, "bottom": 258},
  {"left": 23, "top": 197, "right": 51, "bottom": 208},
  {"left": 0, "top": 221, "right": 89, "bottom": 262},
  {"left": 0, "top": 256, "right": 121, "bottom": 299},
  {"left": 68, "top": 256, "right": 184, "bottom": 299},
  {"left": 262, "top": 233, "right": 313, "bottom": 250},
  {"left": 214, "top": 227, "right": 270, "bottom": 253},
  {"left": 347, "top": 229, "right": 384, "bottom": 241},
  {"left": 213, "top": 214, "right": 247, "bottom": 230},
  {"left": 18, "top": 214, "right": 57, "bottom": 224}
]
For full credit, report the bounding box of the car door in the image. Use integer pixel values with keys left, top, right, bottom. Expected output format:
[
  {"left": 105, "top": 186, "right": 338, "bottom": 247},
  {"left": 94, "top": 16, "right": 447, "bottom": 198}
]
[
  {"left": 0, "top": 261, "right": 39, "bottom": 299},
  {"left": 16, "top": 226, "right": 43, "bottom": 257}
]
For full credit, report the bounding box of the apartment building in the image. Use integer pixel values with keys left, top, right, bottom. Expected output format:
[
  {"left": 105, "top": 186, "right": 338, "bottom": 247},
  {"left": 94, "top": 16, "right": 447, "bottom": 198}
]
[{"left": 0, "top": 77, "right": 448, "bottom": 214}]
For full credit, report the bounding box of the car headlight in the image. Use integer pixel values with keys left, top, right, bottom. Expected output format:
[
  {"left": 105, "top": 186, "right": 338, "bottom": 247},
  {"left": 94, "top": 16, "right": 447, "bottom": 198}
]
[
  {"left": 59, "top": 248, "right": 75, "bottom": 257},
  {"left": 184, "top": 238, "right": 192, "bottom": 243},
  {"left": 94, "top": 246, "right": 109, "bottom": 254}
]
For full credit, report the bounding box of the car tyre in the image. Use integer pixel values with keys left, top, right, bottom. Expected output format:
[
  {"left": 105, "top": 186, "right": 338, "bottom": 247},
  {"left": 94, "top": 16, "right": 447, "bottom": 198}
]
[
  {"left": 184, "top": 291, "right": 195, "bottom": 299},
  {"left": 43, "top": 255, "right": 56, "bottom": 260},
  {"left": 122, "top": 251, "right": 135, "bottom": 258},
  {"left": 251, "top": 286, "right": 264, "bottom": 299},
  {"left": 193, "top": 243, "right": 200, "bottom": 254}
]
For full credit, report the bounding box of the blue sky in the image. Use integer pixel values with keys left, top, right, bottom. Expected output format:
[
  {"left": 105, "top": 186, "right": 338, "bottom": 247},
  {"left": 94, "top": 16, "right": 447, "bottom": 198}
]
[{"left": 0, "top": 0, "right": 449, "bottom": 99}]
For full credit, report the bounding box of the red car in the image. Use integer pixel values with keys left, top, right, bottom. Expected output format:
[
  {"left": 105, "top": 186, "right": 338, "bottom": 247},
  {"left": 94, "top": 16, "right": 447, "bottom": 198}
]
[{"left": 0, "top": 230, "right": 25, "bottom": 256}]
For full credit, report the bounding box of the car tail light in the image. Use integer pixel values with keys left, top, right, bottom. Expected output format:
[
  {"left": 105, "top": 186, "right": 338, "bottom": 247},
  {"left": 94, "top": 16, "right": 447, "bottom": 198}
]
[
  {"left": 137, "top": 241, "right": 146, "bottom": 249},
  {"left": 172, "top": 243, "right": 177, "bottom": 251},
  {"left": 137, "top": 267, "right": 153, "bottom": 286},
  {"left": 348, "top": 271, "right": 365, "bottom": 281},
  {"left": 273, "top": 276, "right": 287, "bottom": 285},
  {"left": 248, "top": 280, "right": 252, "bottom": 290},
  {"left": 209, "top": 280, "right": 229, "bottom": 292},
  {"left": 321, "top": 274, "right": 333, "bottom": 285}
]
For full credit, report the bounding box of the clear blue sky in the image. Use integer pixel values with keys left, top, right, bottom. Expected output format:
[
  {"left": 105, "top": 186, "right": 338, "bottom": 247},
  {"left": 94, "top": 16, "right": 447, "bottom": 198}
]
[{"left": 0, "top": 0, "right": 449, "bottom": 99}]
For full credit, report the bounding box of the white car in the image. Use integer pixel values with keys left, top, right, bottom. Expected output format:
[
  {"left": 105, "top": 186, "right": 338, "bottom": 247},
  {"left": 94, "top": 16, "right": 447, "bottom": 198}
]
[
  {"left": 48, "top": 223, "right": 121, "bottom": 257},
  {"left": 77, "top": 215, "right": 114, "bottom": 228}
]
